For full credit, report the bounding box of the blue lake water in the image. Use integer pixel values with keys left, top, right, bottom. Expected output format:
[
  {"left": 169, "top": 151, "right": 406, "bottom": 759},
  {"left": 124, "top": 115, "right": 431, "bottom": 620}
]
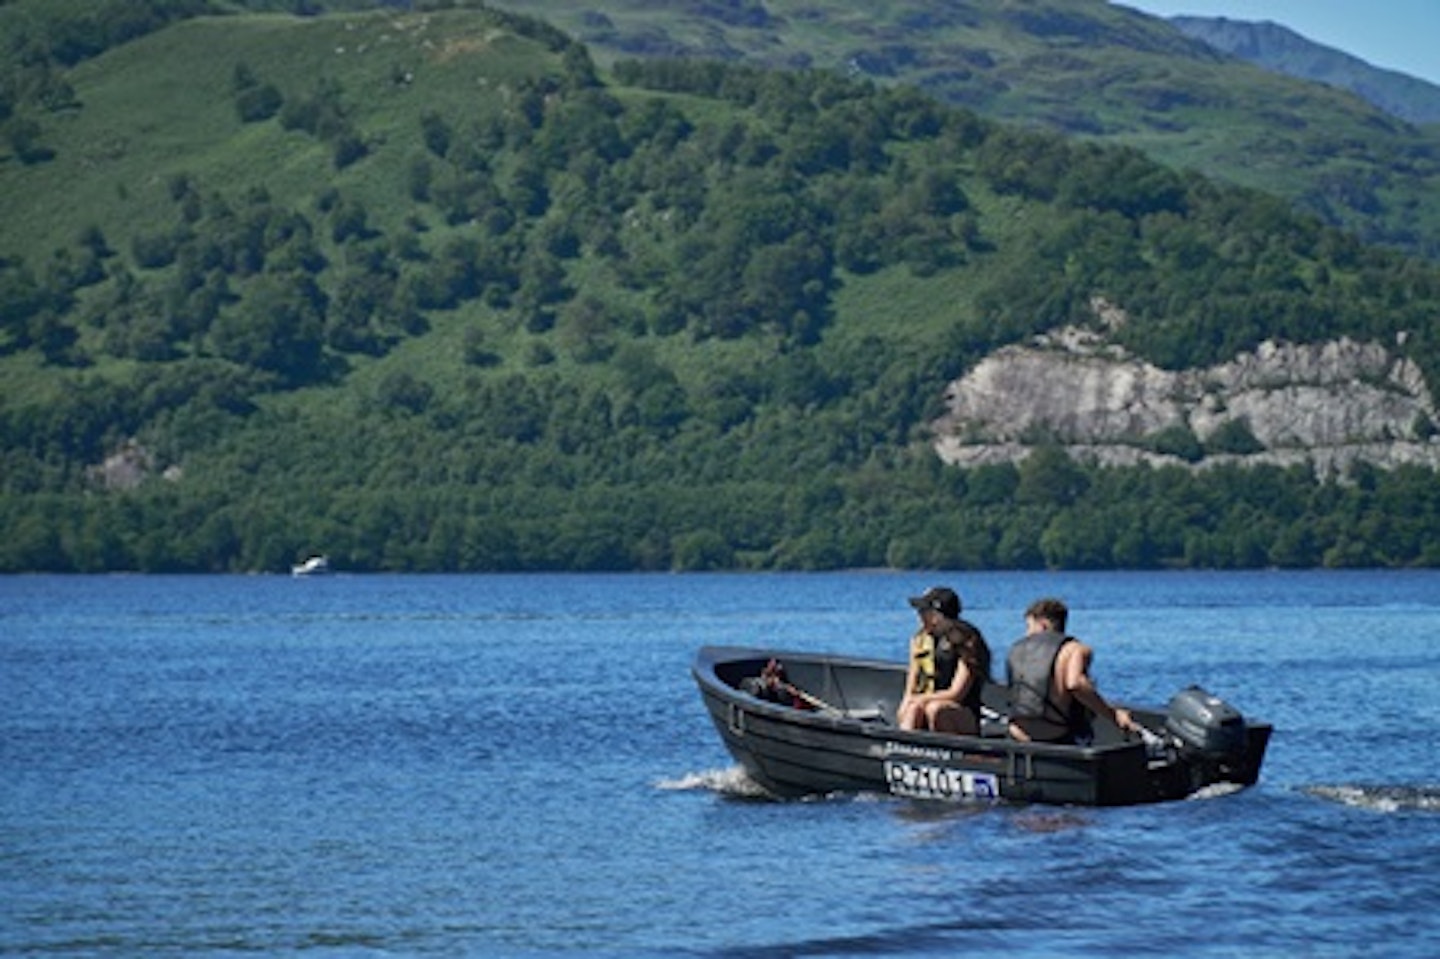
[{"left": 3, "top": 570, "right": 1438, "bottom": 957}]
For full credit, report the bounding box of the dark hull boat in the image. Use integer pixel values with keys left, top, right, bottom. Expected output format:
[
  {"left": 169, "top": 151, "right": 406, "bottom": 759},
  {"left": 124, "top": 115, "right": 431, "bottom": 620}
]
[{"left": 693, "top": 646, "right": 1272, "bottom": 806}]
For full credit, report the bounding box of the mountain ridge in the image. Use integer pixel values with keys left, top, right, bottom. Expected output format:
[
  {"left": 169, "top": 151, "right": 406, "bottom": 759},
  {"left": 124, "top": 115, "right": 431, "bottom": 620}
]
[{"left": 1169, "top": 15, "right": 1440, "bottom": 126}]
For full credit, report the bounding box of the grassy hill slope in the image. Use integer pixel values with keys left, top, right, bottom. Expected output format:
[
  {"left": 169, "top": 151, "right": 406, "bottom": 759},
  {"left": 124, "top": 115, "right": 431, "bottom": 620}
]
[
  {"left": 483, "top": 0, "right": 1440, "bottom": 260},
  {"left": 2, "top": 4, "right": 1440, "bottom": 573},
  {"left": 3, "top": 9, "right": 557, "bottom": 260}
]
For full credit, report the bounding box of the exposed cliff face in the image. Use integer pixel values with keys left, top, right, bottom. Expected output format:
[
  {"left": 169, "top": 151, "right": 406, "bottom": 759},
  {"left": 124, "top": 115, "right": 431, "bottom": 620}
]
[{"left": 932, "top": 322, "right": 1440, "bottom": 477}]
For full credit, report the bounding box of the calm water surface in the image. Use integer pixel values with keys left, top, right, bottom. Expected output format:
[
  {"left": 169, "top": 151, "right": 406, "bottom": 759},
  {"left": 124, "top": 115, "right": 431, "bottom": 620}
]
[{"left": 3, "top": 571, "right": 1438, "bottom": 957}]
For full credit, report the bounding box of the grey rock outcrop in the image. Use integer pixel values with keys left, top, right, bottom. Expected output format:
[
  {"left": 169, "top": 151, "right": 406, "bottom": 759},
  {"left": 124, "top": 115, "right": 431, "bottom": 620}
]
[
  {"left": 89, "top": 440, "right": 182, "bottom": 490},
  {"left": 932, "top": 323, "right": 1440, "bottom": 477}
]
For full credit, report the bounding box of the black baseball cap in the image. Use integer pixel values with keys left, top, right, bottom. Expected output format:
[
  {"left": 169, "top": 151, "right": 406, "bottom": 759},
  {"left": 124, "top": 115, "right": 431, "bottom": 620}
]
[{"left": 908, "top": 586, "right": 960, "bottom": 619}]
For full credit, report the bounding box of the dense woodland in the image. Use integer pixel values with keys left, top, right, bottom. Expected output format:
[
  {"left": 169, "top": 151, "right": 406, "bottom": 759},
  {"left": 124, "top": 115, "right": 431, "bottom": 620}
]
[{"left": 3, "top": 1, "right": 1440, "bottom": 572}]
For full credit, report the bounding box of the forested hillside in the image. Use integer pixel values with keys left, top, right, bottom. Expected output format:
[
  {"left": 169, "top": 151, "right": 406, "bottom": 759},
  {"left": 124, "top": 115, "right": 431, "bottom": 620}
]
[
  {"left": 482, "top": 0, "right": 1440, "bottom": 262},
  {"left": 2, "top": 1, "right": 1440, "bottom": 573}
]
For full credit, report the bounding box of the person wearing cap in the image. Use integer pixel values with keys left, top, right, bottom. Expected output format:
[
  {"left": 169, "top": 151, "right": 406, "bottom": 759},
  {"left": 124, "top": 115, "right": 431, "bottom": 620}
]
[
  {"left": 897, "top": 586, "right": 992, "bottom": 735},
  {"left": 1006, "top": 596, "right": 1138, "bottom": 744}
]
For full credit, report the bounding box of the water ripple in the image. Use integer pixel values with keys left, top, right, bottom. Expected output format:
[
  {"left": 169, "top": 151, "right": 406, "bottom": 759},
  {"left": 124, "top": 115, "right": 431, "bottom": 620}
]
[{"left": 1307, "top": 784, "right": 1440, "bottom": 813}]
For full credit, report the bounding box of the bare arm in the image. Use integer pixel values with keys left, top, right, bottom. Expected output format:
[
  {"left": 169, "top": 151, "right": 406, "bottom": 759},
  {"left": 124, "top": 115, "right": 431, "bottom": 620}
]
[
  {"left": 901, "top": 642, "right": 920, "bottom": 701},
  {"left": 913, "top": 659, "right": 973, "bottom": 709},
  {"left": 1057, "top": 642, "right": 1136, "bottom": 732},
  {"left": 945, "top": 659, "right": 977, "bottom": 702}
]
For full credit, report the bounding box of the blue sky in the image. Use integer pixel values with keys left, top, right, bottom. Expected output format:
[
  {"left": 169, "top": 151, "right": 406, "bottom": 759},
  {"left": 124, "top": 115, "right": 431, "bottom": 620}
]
[{"left": 1113, "top": 0, "right": 1440, "bottom": 85}]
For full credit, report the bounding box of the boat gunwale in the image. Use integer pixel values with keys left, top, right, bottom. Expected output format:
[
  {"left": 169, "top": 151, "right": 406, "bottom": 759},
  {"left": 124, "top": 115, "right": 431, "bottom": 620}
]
[{"left": 692, "top": 644, "right": 1171, "bottom": 761}]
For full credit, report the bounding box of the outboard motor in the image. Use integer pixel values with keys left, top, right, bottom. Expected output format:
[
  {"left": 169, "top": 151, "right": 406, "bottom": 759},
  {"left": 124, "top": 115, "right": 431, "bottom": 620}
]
[{"left": 1164, "top": 686, "right": 1248, "bottom": 776}]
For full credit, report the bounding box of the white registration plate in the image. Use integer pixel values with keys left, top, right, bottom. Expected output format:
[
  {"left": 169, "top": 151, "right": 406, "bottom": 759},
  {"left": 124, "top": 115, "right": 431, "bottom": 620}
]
[{"left": 884, "top": 760, "right": 1000, "bottom": 801}]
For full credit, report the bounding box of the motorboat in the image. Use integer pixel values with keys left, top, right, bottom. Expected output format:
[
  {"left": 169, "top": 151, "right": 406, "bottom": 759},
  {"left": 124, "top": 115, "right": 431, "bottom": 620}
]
[
  {"left": 291, "top": 555, "right": 331, "bottom": 576},
  {"left": 692, "top": 645, "right": 1271, "bottom": 806}
]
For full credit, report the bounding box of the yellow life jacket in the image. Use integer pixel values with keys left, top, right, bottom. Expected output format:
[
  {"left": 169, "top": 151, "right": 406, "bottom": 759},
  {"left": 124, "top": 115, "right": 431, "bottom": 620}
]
[{"left": 910, "top": 630, "right": 936, "bottom": 694}]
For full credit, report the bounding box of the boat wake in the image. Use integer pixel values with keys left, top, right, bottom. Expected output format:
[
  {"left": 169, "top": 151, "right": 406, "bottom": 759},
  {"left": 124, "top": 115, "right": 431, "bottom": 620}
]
[
  {"left": 1306, "top": 784, "right": 1440, "bottom": 813},
  {"left": 1187, "top": 782, "right": 1247, "bottom": 801},
  {"left": 656, "top": 766, "right": 774, "bottom": 799}
]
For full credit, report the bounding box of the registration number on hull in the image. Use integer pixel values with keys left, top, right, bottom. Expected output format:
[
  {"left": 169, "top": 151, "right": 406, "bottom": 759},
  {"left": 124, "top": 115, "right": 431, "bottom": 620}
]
[{"left": 884, "top": 760, "right": 1000, "bottom": 801}]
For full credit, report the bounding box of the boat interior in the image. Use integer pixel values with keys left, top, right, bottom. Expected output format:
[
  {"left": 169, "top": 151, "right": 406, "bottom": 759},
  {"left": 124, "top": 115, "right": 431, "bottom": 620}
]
[{"left": 710, "top": 651, "right": 1166, "bottom": 747}]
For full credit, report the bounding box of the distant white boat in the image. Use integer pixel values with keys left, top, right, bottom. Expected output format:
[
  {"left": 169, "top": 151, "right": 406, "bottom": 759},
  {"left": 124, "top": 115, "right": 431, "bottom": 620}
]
[{"left": 291, "top": 555, "right": 331, "bottom": 576}]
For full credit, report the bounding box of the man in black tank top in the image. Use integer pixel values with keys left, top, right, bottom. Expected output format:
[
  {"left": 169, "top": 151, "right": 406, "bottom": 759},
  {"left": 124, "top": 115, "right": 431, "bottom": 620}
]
[{"left": 1006, "top": 597, "right": 1138, "bottom": 744}]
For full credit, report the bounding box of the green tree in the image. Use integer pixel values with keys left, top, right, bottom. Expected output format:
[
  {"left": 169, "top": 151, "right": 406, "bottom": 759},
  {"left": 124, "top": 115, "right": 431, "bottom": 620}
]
[
  {"left": 1205, "top": 418, "right": 1266, "bottom": 456},
  {"left": 210, "top": 274, "right": 325, "bottom": 383},
  {"left": 672, "top": 529, "right": 733, "bottom": 570},
  {"left": 1016, "top": 446, "right": 1088, "bottom": 506}
]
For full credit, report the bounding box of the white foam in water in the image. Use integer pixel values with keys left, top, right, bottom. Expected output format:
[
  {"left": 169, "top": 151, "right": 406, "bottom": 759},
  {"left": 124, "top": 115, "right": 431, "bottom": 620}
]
[
  {"left": 1187, "top": 781, "right": 1246, "bottom": 801},
  {"left": 656, "top": 766, "right": 773, "bottom": 798},
  {"left": 1308, "top": 784, "right": 1440, "bottom": 813}
]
